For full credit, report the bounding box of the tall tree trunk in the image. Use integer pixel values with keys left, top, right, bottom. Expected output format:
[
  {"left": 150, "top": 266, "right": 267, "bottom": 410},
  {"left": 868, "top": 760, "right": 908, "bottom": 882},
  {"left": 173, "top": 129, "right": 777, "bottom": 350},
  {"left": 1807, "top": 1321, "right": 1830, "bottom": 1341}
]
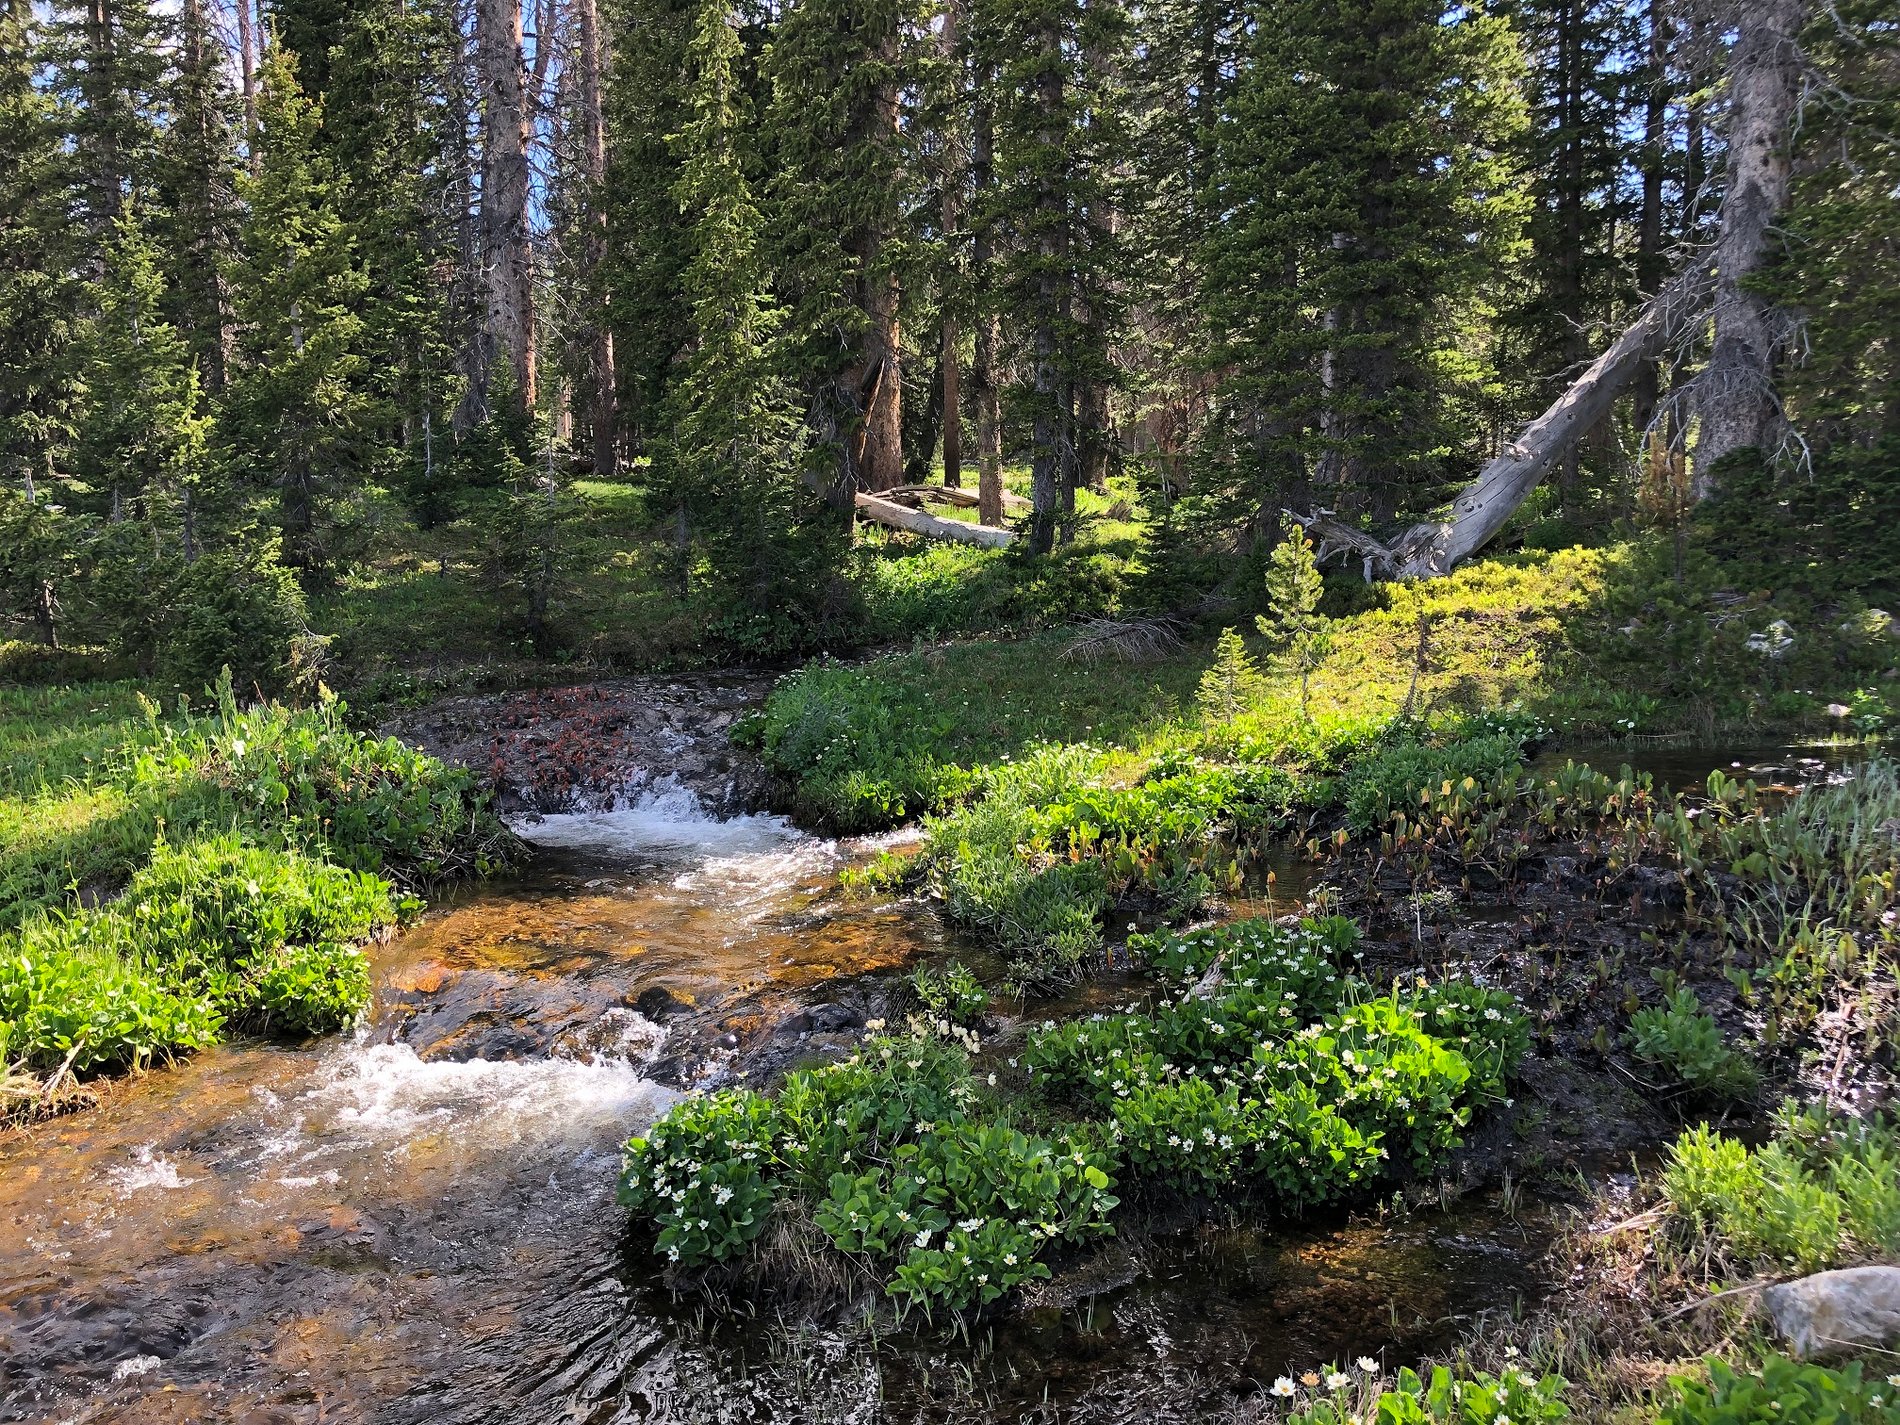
[
  {"left": 1693, "top": 0, "right": 1807, "bottom": 491},
  {"left": 971, "top": 87, "right": 1004, "bottom": 528},
  {"left": 1555, "top": 0, "right": 1588, "bottom": 504},
  {"left": 1026, "top": 15, "right": 1067, "bottom": 555},
  {"left": 477, "top": 0, "right": 536, "bottom": 415},
  {"left": 575, "top": 0, "right": 617, "bottom": 472},
  {"left": 844, "top": 36, "right": 903, "bottom": 493},
  {"left": 1631, "top": 0, "right": 1670, "bottom": 435},
  {"left": 236, "top": 0, "right": 258, "bottom": 166},
  {"left": 939, "top": 0, "right": 964, "bottom": 489}
]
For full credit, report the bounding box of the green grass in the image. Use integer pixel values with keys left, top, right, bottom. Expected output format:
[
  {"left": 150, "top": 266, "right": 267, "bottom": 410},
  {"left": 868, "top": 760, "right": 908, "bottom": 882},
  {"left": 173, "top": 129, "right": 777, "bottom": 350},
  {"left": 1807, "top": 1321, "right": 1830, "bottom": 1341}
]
[
  {"left": 313, "top": 471, "right": 1156, "bottom": 700},
  {"left": 0, "top": 676, "right": 512, "bottom": 1111}
]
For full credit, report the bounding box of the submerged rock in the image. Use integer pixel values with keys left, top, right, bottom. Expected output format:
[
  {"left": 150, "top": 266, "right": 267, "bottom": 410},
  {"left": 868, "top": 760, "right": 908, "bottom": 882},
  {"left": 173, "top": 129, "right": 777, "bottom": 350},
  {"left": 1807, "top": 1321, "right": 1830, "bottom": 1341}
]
[{"left": 1764, "top": 1266, "right": 1900, "bottom": 1359}]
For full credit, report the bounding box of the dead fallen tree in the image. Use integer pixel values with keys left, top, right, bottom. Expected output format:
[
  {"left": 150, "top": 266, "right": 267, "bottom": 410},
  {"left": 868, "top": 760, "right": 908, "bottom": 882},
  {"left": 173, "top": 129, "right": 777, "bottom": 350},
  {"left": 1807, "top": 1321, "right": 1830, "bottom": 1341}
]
[
  {"left": 882, "top": 484, "right": 1033, "bottom": 514},
  {"left": 853, "top": 491, "right": 1016, "bottom": 547},
  {"left": 1293, "top": 258, "right": 1717, "bottom": 580}
]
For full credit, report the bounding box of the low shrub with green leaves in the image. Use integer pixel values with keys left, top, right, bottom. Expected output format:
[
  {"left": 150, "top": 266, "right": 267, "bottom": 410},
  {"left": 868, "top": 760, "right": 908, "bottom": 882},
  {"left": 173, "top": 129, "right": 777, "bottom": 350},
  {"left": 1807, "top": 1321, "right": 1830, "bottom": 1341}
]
[
  {"left": 908, "top": 960, "right": 989, "bottom": 1028},
  {"left": 616, "top": 916, "right": 1531, "bottom": 1316},
  {"left": 0, "top": 836, "right": 397, "bottom": 1081},
  {"left": 1026, "top": 917, "right": 1526, "bottom": 1196},
  {"left": 1, "top": 677, "right": 509, "bottom": 1109},
  {"left": 920, "top": 744, "right": 1299, "bottom": 977},
  {"left": 1660, "top": 1110, "right": 1900, "bottom": 1275},
  {"left": 617, "top": 1031, "right": 1117, "bottom": 1315},
  {"left": 1627, "top": 988, "right": 1759, "bottom": 1101},
  {"left": 1655, "top": 1355, "right": 1900, "bottom": 1425},
  {"left": 1340, "top": 731, "right": 1528, "bottom": 834},
  {"left": 1273, "top": 1362, "right": 1570, "bottom": 1425}
]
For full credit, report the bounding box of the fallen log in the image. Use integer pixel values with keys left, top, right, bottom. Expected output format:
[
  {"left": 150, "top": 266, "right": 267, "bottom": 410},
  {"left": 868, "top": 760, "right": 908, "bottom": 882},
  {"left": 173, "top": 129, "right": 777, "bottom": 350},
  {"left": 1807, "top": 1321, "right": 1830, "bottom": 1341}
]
[
  {"left": 1295, "top": 257, "right": 1717, "bottom": 580},
  {"left": 854, "top": 492, "right": 1016, "bottom": 547},
  {"left": 882, "top": 483, "right": 1032, "bottom": 513}
]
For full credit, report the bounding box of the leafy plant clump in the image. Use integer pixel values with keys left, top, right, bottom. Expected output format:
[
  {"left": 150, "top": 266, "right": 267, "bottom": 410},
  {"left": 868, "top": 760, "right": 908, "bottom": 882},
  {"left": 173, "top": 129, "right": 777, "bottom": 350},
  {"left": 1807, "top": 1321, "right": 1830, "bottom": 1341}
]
[
  {"left": 1627, "top": 988, "right": 1759, "bottom": 1102},
  {"left": 620, "top": 917, "right": 1529, "bottom": 1317},
  {"left": 0, "top": 834, "right": 398, "bottom": 1084},
  {"left": 1026, "top": 917, "right": 1528, "bottom": 1199},
  {"left": 1273, "top": 1362, "right": 1570, "bottom": 1424},
  {"left": 617, "top": 1032, "right": 1117, "bottom": 1315},
  {"left": 1659, "top": 1109, "right": 1900, "bottom": 1275},
  {"left": 920, "top": 744, "right": 1298, "bottom": 977},
  {"left": 1656, "top": 1355, "right": 1900, "bottom": 1425}
]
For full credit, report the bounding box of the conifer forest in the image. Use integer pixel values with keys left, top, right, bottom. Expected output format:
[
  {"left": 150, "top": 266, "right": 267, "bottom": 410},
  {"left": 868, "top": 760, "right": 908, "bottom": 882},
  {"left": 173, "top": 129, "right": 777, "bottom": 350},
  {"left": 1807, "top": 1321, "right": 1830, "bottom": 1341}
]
[{"left": 2, "top": 0, "right": 1899, "bottom": 1418}]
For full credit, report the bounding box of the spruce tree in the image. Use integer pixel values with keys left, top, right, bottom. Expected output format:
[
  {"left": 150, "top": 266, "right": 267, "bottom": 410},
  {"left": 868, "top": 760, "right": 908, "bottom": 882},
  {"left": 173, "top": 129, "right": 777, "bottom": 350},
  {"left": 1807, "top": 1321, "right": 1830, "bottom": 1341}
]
[
  {"left": 1257, "top": 515, "right": 1330, "bottom": 720},
  {"left": 0, "top": 0, "right": 76, "bottom": 499},
  {"left": 650, "top": 0, "right": 837, "bottom": 645},
  {"left": 321, "top": 0, "right": 462, "bottom": 477},
  {"left": 154, "top": 0, "right": 243, "bottom": 390},
  {"left": 973, "top": 0, "right": 1132, "bottom": 553},
  {"left": 1198, "top": 0, "right": 1530, "bottom": 529},
  {"left": 66, "top": 209, "right": 214, "bottom": 532},
  {"left": 1197, "top": 626, "right": 1264, "bottom": 725},
  {"left": 44, "top": 0, "right": 167, "bottom": 237},
  {"left": 224, "top": 44, "right": 372, "bottom": 583},
  {"left": 763, "top": 0, "right": 924, "bottom": 497},
  {"left": 599, "top": 0, "right": 698, "bottom": 447}
]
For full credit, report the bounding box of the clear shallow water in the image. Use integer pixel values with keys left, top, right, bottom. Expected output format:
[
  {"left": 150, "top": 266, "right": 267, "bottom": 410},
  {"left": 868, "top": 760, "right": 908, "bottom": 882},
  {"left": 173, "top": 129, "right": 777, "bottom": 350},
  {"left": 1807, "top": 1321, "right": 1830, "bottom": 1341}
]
[{"left": 0, "top": 786, "right": 1548, "bottom": 1425}]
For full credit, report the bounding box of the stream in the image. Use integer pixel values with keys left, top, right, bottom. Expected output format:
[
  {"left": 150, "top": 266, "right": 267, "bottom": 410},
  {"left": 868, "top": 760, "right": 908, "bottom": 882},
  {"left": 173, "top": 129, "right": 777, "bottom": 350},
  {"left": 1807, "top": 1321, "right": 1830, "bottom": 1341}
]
[{"left": 10, "top": 721, "right": 1841, "bottom": 1422}]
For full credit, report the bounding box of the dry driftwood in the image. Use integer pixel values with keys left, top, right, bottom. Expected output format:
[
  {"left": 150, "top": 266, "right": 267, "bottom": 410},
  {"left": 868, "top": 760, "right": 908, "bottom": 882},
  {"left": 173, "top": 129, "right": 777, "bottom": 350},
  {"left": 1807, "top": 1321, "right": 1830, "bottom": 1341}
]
[
  {"left": 854, "top": 492, "right": 1016, "bottom": 547},
  {"left": 1061, "top": 616, "right": 1187, "bottom": 663}
]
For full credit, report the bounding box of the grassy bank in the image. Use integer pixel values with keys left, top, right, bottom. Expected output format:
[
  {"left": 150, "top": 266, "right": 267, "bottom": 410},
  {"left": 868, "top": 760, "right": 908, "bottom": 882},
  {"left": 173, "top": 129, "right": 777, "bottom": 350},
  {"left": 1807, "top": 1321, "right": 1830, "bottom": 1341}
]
[
  {"left": 637, "top": 536, "right": 1900, "bottom": 1415},
  {"left": 0, "top": 675, "right": 512, "bottom": 1117}
]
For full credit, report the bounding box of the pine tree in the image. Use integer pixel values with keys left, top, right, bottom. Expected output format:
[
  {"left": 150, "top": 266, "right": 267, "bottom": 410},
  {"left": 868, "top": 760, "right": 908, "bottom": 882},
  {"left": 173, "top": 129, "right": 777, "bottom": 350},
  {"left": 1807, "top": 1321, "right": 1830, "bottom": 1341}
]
[
  {"left": 1198, "top": 0, "right": 1530, "bottom": 529},
  {"left": 44, "top": 0, "right": 166, "bottom": 238},
  {"left": 323, "top": 0, "right": 462, "bottom": 434},
  {"left": 1197, "top": 626, "right": 1264, "bottom": 725},
  {"left": 650, "top": 0, "right": 837, "bottom": 643},
  {"left": 154, "top": 0, "right": 242, "bottom": 390},
  {"left": 598, "top": 0, "right": 698, "bottom": 448},
  {"left": 973, "top": 0, "right": 1132, "bottom": 553},
  {"left": 66, "top": 208, "right": 214, "bottom": 533},
  {"left": 0, "top": 0, "right": 77, "bottom": 499},
  {"left": 224, "top": 45, "right": 372, "bottom": 582},
  {"left": 1257, "top": 515, "right": 1330, "bottom": 720},
  {"left": 763, "top": 0, "right": 924, "bottom": 498}
]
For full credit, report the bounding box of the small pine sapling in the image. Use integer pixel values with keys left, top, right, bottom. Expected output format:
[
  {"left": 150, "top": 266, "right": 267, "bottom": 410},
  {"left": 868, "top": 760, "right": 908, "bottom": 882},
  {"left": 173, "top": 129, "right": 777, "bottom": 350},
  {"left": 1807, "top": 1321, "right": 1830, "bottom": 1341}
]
[
  {"left": 1258, "top": 516, "right": 1331, "bottom": 720},
  {"left": 1197, "top": 626, "right": 1265, "bottom": 726}
]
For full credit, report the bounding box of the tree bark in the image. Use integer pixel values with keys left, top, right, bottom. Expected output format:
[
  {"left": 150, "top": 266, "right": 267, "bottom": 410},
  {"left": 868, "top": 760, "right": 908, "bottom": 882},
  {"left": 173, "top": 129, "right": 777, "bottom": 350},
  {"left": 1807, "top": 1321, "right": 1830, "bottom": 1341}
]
[
  {"left": 843, "top": 32, "right": 904, "bottom": 493},
  {"left": 1692, "top": 0, "right": 1807, "bottom": 492},
  {"left": 575, "top": 0, "right": 617, "bottom": 472},
  {"left": 854, "top": 492, "right": 1013, "bottom": 546},
  {"left": 477, "top": 0, "right": 536, "bottom": 414},
  {"left": 939, "top": 0, "right": 964, "bottom": 489},
  {"left": 1631, "top": 0, "right": 1670, "bottom": 435},
  {"left": 970, "top": 84, "right": 1004, "bottom": 528},
  {"left": 1296, "top": 260, "right": 1717, "bottom": 579},
  {"left": 1026, "top": 14, "right": 1068, "bottom": 555},
  {"left": 236, "top": 0, "right": 258, "bottom": 167}
]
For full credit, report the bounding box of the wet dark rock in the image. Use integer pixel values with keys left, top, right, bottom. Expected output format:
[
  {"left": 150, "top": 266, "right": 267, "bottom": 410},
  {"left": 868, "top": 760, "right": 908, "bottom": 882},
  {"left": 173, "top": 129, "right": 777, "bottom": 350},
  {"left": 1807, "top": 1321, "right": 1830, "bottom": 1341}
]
[
  {"left": 634, "top": 986, "right": 690, "bottom": 1021},
  {"left": 802, "top": 1002, "right": 863, "bottom": 1033},
  {"left": 381, "top": 672, "right": 778, "bottom": 818}
]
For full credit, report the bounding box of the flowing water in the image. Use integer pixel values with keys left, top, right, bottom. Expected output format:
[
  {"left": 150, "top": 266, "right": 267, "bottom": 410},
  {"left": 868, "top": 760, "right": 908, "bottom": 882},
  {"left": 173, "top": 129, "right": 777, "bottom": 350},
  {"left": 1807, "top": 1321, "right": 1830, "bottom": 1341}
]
[{"left": 1, "top": 785, "right": 1551, "bottom": 1425}]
